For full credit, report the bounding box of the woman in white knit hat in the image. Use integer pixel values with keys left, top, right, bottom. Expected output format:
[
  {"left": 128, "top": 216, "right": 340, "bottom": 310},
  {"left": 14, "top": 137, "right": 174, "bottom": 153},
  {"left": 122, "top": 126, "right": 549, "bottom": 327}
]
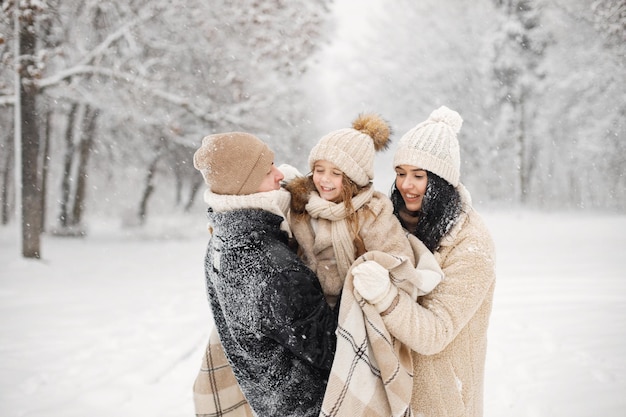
[{"left": 352, "top": 106, "right": 496, "bottom": 417}]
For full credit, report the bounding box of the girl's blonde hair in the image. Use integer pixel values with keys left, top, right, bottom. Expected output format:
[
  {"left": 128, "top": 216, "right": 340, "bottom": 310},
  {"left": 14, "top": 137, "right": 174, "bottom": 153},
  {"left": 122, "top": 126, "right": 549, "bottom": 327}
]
[{"left": 339, "top": 174, "right": 371, "bottom": 258}]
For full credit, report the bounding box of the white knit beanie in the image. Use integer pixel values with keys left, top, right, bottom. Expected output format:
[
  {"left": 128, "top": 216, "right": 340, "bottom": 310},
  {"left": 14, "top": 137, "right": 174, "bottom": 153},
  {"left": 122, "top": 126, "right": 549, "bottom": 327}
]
[
  {"left": 393, "top": 106, "right": 463, "bottom": 187},
  {"left": 308, "top": 114, "right": 391, "bottom": 187}
]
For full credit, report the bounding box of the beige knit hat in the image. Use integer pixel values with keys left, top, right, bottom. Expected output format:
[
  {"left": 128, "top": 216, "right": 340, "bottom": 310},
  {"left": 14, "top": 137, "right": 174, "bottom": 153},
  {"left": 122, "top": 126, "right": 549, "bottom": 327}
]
[
  {"left": 308, "top": 113, "right": 391, "bottom": 187},
  {"left": 393, "top": 106, "right": 463, "bottom": 186},
  {"left": 193, "top": 132, "right": 274, "bottom": 195}
]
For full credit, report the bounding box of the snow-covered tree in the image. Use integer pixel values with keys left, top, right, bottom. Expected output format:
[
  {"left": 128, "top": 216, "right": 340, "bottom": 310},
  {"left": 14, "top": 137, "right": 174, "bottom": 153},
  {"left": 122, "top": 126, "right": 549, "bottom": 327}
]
[
  {"left": 1, "top": 0, "right": 623, "bottom": 257},
  {"left": 2, "top": 0, "right": 55, "bottom": 258},
  {"left": 530, "top": 0, "right": 625, "bottom": 209},
  {"left": 304, "top": 0, "right": 623, "bottom": 210},
  {"left": 591, "top": 0, "right": 625, "bottom": 49},
  {"left": 301, "top": 0, "right": 499, "bottom": 192},
  {"left": 488, "top": 0, "right": 550, "bottom": 204},
  {"left": 1, "top": 0, "right": 332, "bottom": 253}
]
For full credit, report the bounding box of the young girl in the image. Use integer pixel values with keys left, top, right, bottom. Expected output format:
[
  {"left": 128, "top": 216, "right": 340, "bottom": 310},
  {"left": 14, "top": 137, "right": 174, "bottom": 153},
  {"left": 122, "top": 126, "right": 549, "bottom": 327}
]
[
  {"left": 286, "top": 113, "right": 439, "bottom": 308},
  {"left": 286, "top": 114, "right": 445, "bottom": 416}
]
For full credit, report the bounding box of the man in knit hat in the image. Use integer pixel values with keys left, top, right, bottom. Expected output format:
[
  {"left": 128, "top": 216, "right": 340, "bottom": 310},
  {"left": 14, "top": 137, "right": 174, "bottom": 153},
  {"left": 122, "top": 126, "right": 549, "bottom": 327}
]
[{"left": 192, "top": 132, "right": 338, "bottom": 417}]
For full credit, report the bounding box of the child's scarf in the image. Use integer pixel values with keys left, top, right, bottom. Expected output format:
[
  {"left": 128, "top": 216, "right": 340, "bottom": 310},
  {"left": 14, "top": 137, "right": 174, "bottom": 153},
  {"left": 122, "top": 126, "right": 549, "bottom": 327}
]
[{"left": 305, "top": 187, "right": 374, "bottom": 280}]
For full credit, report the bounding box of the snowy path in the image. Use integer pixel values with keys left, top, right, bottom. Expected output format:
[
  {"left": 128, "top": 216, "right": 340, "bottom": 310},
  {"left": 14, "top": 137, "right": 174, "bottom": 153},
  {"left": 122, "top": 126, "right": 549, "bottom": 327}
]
[
  {"left": 483, "top": 211, "right": 626, "bottom": 416},
  {"left": 1, "top": 211, "right": 625, "bottom": 416}
]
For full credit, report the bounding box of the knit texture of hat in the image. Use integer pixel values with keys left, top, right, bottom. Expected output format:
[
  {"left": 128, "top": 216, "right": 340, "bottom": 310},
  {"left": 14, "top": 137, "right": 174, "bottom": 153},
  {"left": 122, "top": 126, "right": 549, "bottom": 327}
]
[
  {"left": 193, "top": 132, "right": 274, "bottom": 196},
  {"left": 393, "top": 106, "right": 463, "bottom": 186},
  {"left": 308, "top": 113, "right": 391, "bottom": 186}
]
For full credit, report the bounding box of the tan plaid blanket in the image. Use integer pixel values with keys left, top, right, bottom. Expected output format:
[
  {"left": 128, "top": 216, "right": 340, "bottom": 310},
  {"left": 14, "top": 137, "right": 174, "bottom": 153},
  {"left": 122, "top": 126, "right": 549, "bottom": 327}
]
[
  {"left": 193, "top": 327, "right": 253, "bottom": 417},
  {"left": 321, "top": 248, "right": 428, "bottom": 417}
]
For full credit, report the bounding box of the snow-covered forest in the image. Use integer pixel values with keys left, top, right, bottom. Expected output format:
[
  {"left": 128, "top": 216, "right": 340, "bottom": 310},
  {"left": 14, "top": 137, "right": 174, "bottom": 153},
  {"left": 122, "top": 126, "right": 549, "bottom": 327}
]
[
  {"left": 0, "top": 1, "right": 625, "bottom": 416},
  {"left": 0, "top": 0, "right": 624, "bottom": 258},
  {"left": 301, "top": 0, "right": 625, "bottom": 208}
]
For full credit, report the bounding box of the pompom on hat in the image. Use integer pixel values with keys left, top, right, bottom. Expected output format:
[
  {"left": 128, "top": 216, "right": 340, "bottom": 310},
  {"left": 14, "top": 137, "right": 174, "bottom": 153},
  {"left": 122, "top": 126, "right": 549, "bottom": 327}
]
[
  {"left": 308, "top": 113, "right": 391, "bottom": 187},
  {"left": 393, "top": 106, "right": 463, "bottom": 187},
  {"left": 193, "top": 132, "right": 274, "bottom": 195}
]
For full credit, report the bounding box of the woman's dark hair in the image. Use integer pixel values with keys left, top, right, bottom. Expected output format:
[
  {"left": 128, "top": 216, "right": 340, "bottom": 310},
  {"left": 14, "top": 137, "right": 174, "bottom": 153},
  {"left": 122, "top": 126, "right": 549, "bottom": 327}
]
[{"left": 391, "top": 171, "right": 463, "bottom": 252}]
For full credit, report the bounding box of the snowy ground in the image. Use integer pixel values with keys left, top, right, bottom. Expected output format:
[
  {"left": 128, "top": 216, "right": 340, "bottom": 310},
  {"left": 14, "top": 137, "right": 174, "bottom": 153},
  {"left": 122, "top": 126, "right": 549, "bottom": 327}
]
[{"left": 1, "top": 210, "right": 625, "bottom": 417}]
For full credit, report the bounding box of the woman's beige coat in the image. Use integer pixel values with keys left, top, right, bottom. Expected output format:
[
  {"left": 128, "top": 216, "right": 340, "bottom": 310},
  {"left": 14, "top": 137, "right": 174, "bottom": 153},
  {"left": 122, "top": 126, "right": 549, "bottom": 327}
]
[{"left": 383, "top": 185, "right": 496, "bottom": 417}]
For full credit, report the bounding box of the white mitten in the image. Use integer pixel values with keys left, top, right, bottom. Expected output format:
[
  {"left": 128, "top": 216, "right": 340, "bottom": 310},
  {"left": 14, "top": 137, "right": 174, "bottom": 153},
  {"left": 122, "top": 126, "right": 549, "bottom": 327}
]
[{"left": 352, "top": 260, "right": 398, "bottom": 312}]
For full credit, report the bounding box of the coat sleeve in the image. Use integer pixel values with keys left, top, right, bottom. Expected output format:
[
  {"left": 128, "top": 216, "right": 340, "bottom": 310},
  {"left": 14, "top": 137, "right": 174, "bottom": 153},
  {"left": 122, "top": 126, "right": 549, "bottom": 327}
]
[
  {"left": 260, "top": 246, "right": 338, "bottom": 371},
  {"left": 381, "top": 214, "right": 496, "bottom": 355}
]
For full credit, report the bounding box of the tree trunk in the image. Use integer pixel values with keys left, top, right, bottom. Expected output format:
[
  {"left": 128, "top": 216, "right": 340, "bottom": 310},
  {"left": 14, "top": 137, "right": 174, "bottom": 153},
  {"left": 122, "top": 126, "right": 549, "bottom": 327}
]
[
  {"left": 175, "top": 172, "right": 183, "bottom": 206},
  {"left": 1, "top": 122, "right": 14, "bottom": 225},
  {"left": 59, "top": 104, "right": 78, "bottom": 228},
  {"left": 138, "top": 155, "right": 160, "bottom": 225},
  {"left": 184, "top": 177, "right": 204, "bottom": 212},
  {"left": 70, "top": 106, "right": 98, "bottom": 227},
  {"left": 518, "top": 96, "right": 528, "bottom": 205},
  {"left": 19, "top": 23, "right": 42, "bottom": 259},
  {"left": 40, "top": 110, "right": 52, "bottom": 231}
]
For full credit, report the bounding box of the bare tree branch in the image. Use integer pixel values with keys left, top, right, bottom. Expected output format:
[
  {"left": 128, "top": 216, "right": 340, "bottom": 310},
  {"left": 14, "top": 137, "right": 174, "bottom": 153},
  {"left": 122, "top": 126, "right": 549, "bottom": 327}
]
[
  {"left": 34, "top": 65, "right": 232, "bottom": 124},
  {"left": 76, "top": 2, "right": 164, "bottom": 67}
]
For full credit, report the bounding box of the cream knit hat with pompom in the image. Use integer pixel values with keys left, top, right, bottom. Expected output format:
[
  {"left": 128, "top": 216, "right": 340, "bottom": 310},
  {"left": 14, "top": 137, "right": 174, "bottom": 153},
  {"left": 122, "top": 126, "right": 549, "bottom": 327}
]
[
  {"left": 308, "top": 113, "right": 391, "bottom": 187},
  {"left": 393, "top": 106, "right": 463, "bottom": 187}
]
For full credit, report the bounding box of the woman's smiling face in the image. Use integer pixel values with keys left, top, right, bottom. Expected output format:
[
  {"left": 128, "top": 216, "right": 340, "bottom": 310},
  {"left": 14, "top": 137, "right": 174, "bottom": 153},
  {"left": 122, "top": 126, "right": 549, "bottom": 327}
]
[{"left": 395, "top": 164, "right": 428, "bottom": 211}]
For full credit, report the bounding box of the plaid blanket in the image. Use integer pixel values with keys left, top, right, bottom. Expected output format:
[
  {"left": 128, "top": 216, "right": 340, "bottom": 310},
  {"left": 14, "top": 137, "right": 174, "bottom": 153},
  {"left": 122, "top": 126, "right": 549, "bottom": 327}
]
[
  {"left": 193, "top": 327, "right": 253, "bottom": 417},
  {"left": 321, "top": 248, "right": 427, "bottom": 417}
]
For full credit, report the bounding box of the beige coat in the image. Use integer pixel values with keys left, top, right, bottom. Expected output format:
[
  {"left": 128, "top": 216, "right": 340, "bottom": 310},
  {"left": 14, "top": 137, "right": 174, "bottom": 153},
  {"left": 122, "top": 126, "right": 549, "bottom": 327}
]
[
  {"left": 290, "top": 190, "right": 416, "bottom": 307},
  {"left": 382, "top": 184, "right": 496, "bottom": 417}
]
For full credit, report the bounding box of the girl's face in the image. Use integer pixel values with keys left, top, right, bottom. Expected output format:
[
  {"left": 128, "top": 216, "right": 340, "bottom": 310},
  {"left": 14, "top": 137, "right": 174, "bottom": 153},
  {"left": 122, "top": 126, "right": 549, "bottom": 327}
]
[
  {"left": 312, "top": 160, "right": 344, "bottom": 202},
  {"left": 257, "top": 163, "right": 284, "bottom": 193},
  {"left": 395, "top": 165, "right": 428, "bottom": 212}
]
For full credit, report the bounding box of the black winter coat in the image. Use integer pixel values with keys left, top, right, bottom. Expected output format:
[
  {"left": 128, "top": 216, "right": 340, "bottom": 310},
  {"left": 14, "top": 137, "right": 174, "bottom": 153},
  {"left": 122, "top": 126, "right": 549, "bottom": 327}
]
[{"left": 204, "top": 208, "right": 338, "bottom": 417}]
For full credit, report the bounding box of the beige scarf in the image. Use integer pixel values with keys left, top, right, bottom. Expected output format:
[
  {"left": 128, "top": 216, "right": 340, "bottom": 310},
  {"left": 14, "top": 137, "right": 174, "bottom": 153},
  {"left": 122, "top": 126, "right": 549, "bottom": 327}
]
[
  {"left": 305, "top": 187, "right": 374, "bottom": 280},
  {"left": 204, "top": 188, "right": 292, "bottom": 236}
]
